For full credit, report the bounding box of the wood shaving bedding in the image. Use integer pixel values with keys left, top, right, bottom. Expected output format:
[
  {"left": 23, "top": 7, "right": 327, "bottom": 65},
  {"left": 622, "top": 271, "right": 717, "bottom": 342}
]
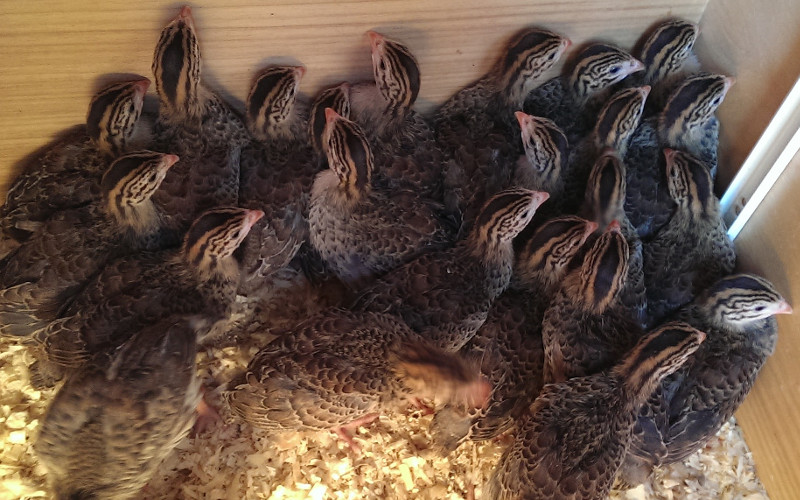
[{"left": 0, "top": 282, "right": 770, "bottom": 499}]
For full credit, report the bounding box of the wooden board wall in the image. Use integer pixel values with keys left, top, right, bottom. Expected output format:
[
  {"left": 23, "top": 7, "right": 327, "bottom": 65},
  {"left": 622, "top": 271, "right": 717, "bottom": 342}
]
[
  {"left": 695, "top": 0, "right": 800, "bottom": 193},
  {"left": 0, "top": 0, "right": 709, "bottom": 195},
  {"left": 733, "top": 150, "right": 800, "bottom": 500}
]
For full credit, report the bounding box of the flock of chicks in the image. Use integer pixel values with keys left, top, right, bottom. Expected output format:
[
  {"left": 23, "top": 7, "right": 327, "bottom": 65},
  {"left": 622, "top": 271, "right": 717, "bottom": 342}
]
[{"left": 0, "top": 5, "right": 793, "bottom": 500}]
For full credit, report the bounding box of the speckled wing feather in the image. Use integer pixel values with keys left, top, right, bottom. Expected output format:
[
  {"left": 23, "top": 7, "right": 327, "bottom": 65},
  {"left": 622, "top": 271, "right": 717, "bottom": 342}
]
[
  {"left": 487, "top": 379, "right": 630, "bottom": 500},
  {"left": 34, "top": 318, "right": 200, "bottom": 500},
  {"left": 431, "top": 288, "right": 546, "bottom": 452}
]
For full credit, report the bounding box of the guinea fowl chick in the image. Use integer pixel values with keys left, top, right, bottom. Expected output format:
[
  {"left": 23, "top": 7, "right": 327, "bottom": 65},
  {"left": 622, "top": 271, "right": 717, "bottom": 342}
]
[
  {"left": 0, "top": 152, "right": 177, "bottom": 338},
  {"left": 35, "top": 317, "right": 202, "bottom": 500},
  {"left": 486, "top": 322, "right": 704, "bottom": 500},
  {"left": 27, "top": 207, "right": 262, "bottom": 387},
  {"left": 619, "top": 274, "right": 791, "bottom": 487},
  {"left": 349, "top": 31, "right": 446, "bottom": 200},
  {"left": 561, "top": 85, "right": 650, "bottom": 214},
  {"left": 308, "top": 108, "right": 454, "bottom": 288},
  {"left": 434, "top": 28, "right": 568, "bottom": 229},
  {"left": 225, "top": 309, "right": 490, "bottom": 453},
  {"left": 643, "top": 149, "right": 735, "bottom": 325},
  {"left": 0, "top": 78, "right": 150, "bottom": 258},
  {"left": 238, "top": 65, "right": 316, "bottom": 297},
  {"left": 619, "top": 18, "right": 700, "bottom": 114},
  {"left": 580, "top": 151, "right": 647, "bottom": 326},
  {"left": 431, "top": 216, "right": 596, "bottom": 454},
  {"left": 542, "top": 220, "right": 643, "bottom": 383},
  {"left": 523, "top": 42, "right": 644, "bottom": 143},
  {"left": 625, "top": 72, "right": 734, "bottom": 237},
  {"left": 354, "top": 188, "right": 548, "bottom": 351},
  {"left": 150, "top": 6, "right": 249, "bottom": 245}
]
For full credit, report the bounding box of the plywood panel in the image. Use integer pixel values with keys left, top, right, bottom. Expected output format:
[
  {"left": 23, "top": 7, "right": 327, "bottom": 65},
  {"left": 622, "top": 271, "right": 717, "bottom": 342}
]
[
  {"left": 695, "top": 0, "right": 800, "bottom": 194},
  {"left": 734, "top": 151, "right": 800, "bottom": 500},
  {"left": 0, "top": 0, "right": 708, "bottom": 196}
]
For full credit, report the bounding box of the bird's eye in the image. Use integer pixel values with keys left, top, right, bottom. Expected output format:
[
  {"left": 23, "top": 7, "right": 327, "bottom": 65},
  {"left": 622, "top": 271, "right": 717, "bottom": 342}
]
[
  {"left": 548, "top": 52, "right": 556, "bottom": 61},
  {"left": 755, "top": 305, "right": 765, "bottom": 312},
  {"left": 711, "top": 97, "right": 722, "bottom": 107},
  {"left": 608, "top": 66, "right": 620, "bottom": 74}
]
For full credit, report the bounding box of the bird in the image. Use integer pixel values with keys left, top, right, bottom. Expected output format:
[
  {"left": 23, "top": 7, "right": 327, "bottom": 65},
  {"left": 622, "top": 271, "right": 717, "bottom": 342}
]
[
  {"left": 225, "top": 308, "right": 491, "bottom": 453},
  {"left": 624, "top": 72, "right": 734, "bottom": 238},
  {"left": 579, "top": 151, "right": 648, "bottom": 326},
  {"left": 619, "top": 274, "right": 791, "bottom": 488},
  {"left": 26, "top": 207, "right": 263, "bottom": 388},
  {"left": 433, "top": 27, "right": 569, "bottom": 229},
  {"left": 349, "top": 30, "right": 446, "bottom": 201},
  {"left": 618, "top": 18, "right": 700, "bottom": 115},
  {"left": 430, "top": 215, "right": 596, "bottom": 454},
  {"left": 0, "top": 78, "right": 151, "bottom": 258},
  {"left": 541, "top": 220, "right": 643, "bottom": 384},
  {"left": 237, "top": 65, "right": 317, "bottom": 297},
  {"left": 308, "top": 108, "right": 455, "bottom": 288},
  {"left": 642, "top": 149, "right": 736, "bottom": 325},
  {"left": 0, "top": 151, "right": 177, "bottom": 339},
  {"left": 560, "top": 85, "right": 650, "bottom": 214},
  {"left": 486, "top": 322, "right": 705, "bottom": 500},
  {"left": 149, "top": 6, "right": 250, "bottom": 245},
  {"left": 353, "top": 188, "right": 549, "bottom": 351},
  {"left": 34, "top": 317, "right": 202, "bottom": 500},
  {"left": 523, "top": 42, "right": 644, "bottom": 143}
]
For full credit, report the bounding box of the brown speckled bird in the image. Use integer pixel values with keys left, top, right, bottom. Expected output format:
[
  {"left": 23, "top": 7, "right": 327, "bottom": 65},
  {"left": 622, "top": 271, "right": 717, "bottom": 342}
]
[
  {"left": 237, "top": 65, "right": 317, "bottom": 296},
  {"left": 486, "top": 322, "right": 704, "bottom": 500},
  {"left": 349, "top": 31, "right": 446, "bottom": 201},
  {"left": 625, "top": 72, "right": 734, "bottom": 237},
  {"left": 225, "top": 309, "right": 490, "bottom": 452},
  {"left": 621, "top": 18, "right": 700, "bottom": 115},
  {"left": 0, "top": 78, "right": 151, "bottom": 258},
  {"left": 0, "top": 152, "right": 177, "bottom": 338},
  {"left": 430, "top": 216, "right": 596, "bottom": 454},
  {"left": 308, "top": 108, "right": 455, "bottom": 287},
  {"left": 434, "top": 28, "right": 569, "bottom": 229},
  {"left": 579, "top": 151, "right": 648, "bottom": 326},
  {"left": 541, "top": 221, "right": 643, "bottom": 384},
  {"left": 642, "top": 149, "right": 736, "bottom": 326},
  {"left": 353, "top": 188, "right": 548, "bottom": 351},
  {"left": 523, "top": 42, "right": 644, "bottom": 143},
  {"left": 619, "top": 274, "right": 791, "bottom": 488},
  {"left": 34, "top": 317, "right": 202, "bottom": 500},
  {"left": 26, "top": 207, "right": 262, "bottom": 388},
  {"left": 149, "top": 6, "right": 250, "bottom": 245},
  {"left": 561, "top": 85, "right": 650, "bottom": 214}
]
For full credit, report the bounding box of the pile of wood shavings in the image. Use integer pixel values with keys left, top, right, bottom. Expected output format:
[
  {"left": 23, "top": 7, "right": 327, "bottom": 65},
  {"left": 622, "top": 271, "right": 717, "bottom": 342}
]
[{"left": 0, "top": 282, "right": 772, "bottom": 499}]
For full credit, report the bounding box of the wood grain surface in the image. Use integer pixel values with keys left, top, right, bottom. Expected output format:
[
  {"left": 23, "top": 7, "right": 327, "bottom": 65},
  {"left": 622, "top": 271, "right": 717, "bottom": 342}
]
[{"left": 0, "top": 0, "right": 707, "bottom": 195}]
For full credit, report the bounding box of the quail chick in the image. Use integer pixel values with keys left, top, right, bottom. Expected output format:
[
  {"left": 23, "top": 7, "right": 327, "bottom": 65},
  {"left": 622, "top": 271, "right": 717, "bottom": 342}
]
[
  {"left": 34, "top": 317, "right": 202, "bottom": 500},
  {"left": 642, "top": 149, "right": 736, "bottom": 325},
  {"left": 625, "top": 73, "right": 734, "bottom": 237},
  {"left": 523, "top": 42, "right": 644, "bottom": 143},
  {"left": 619, "top": 274, "right": 791, "bottom": 487},
  {"left": 542, "top": 221, "right": 642, "bottom": 383},
  {"left": 486, "top": 322, "right": 704, "bottom": 500},
  {"left": 238, "top": 65, "right": 317, "bottom": 296},
  {"left": 308, "top": 108, "right": 455, "bottom": 287},
  {"left": 0, "top": 152, "right": 177, "bottom": 338},
  {"left": 434, "top": 28, "right": 569, "bottom": 229},
  {"left": 225, "top": 309, "right": 490, "bottom": 452},
  {"left": 622, "top": 18, "right": 700, "bottom": 115},
  {"left": 561, "top": 85, "right": 650, "bottom": 214},
  {"left": 27, "top": 207, "right": 262, "bottom": 387},
  {"left": 0, "top": 78, "right": 151, "bottom": 258},
  {"left": 354, "top": 188, "right": 548, "bottom": 351},
  {"left": 580, "top": 151, "right": 647, "bottom": 326},
  {"left": 431, "top": 216, "right": 596, "bottom": 454},
  {"left": 350, "top": 31, "right": 446, "bottom": 201},
  {"left": 150, "top": 6, "right": 250, "bottom": 244}
]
